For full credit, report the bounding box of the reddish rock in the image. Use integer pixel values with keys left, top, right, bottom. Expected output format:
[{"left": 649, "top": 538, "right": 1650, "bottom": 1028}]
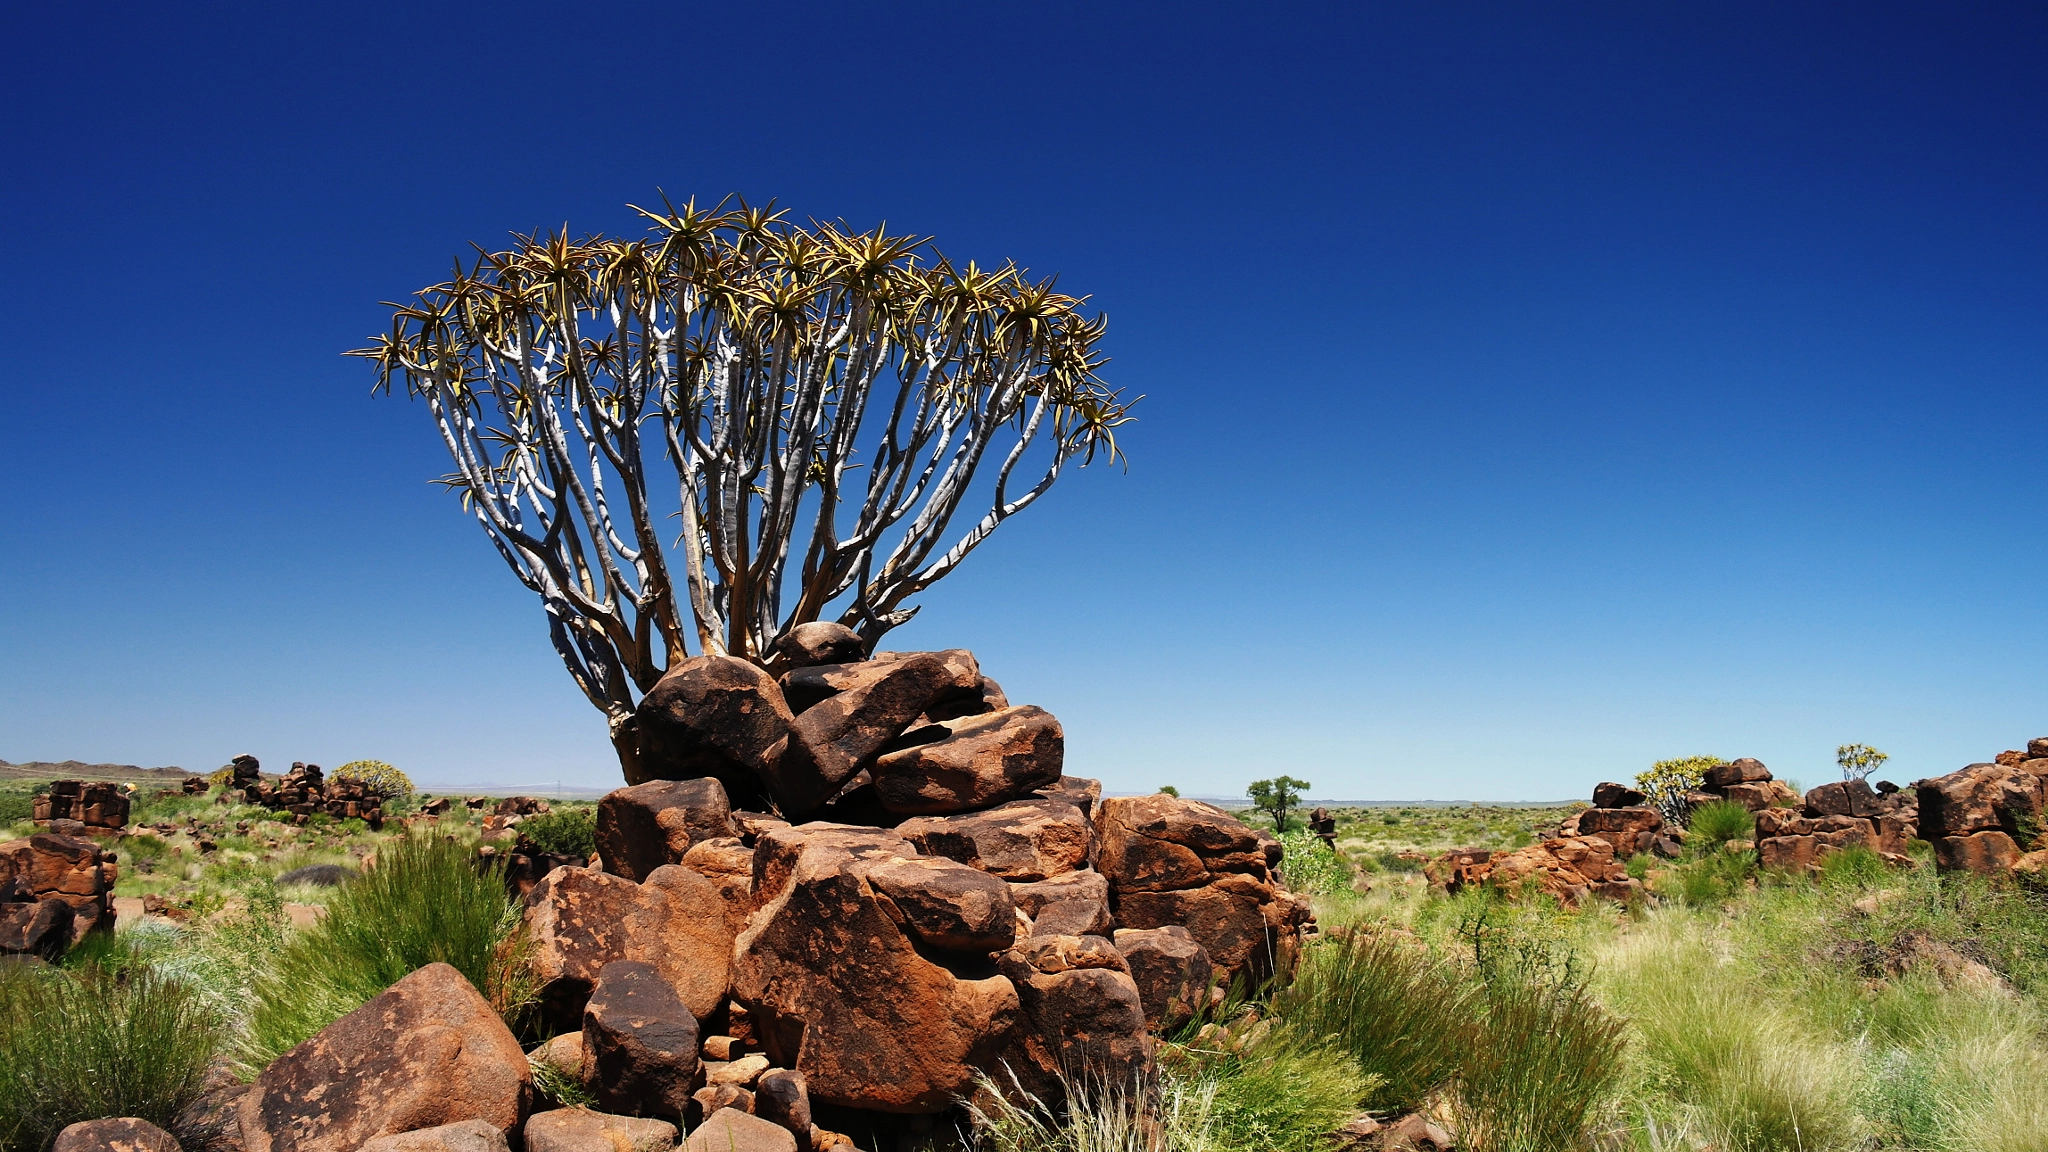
[
  {"left": 522, "top": 864, "right": 735, "bottom": 1029},
  {"left": 1723, "top": 780, "right": 1794, "bottom": 811},
  {"left": 355, "top": 1120, "right": 510, "bottom": 1152},
  {"left": 770, "top": 653, "right": 980, "bottom": 818},
  {"left": 1112, "top": 926, "right": 1213, "bottom": 1031},
  {"left": 53, "top": 1118, "right": 182, "bottom": 1152},
  {"left": 690, "top": 1085, "right": 753, "bottom": 1125},
  {"left": 1038, "top": 777, "right": 1102, "bottom": 818},
  {"left": 1704, "top": 758, "right": 1772, "bottom": 789},
  {"left": 597, "top": 778, "right": 739, "bottom": 883},
  {"left": 0, "top": 833, "right": 114, "bottom": 937},
  {"left": 235, "top": 963, "right": 530, "bottom": 1152},
  {"left": 631, "top": 656, "right": 794, "bottom": 802},
  {"left": 862, "top": 856, "right": 1018, "bottom": 954},
  {"left": 684, "top": 1110, "right": 795, "bottom": 1152},
  {"left": 1028, "top": 898, "right": 1113, "bottom": 938},
  {"left": 1759, "top": 835, "right": 1817, "bottom": 871},
  {"left": 922, "top": 676, "right": 1011, "bottom": 723},
  {"left": 1114, "top": 872, "right": 1307, "bottom": 991},
  {"left": 871, "top": 707, "right": 1064, "bottom": 816},
  {"left": 582, "top": 960, "right": 700, "bottom": 1122},
  {"left": 994, "top": 945, "right": 1153, "bottom": 1105},
  {"left": 773, "top": 622, "right": 868, "bottom": 671},
  {"left": 1805, "top": 780, "right": 1883, "bottom": 819},
  {"left": 523, "top": 1109, "right": 675, "bottom": 1152},
  {"left": 1009, "top": 869, "right": 1110, "bottom": 918},
  {"left": 1589, "top": 782, "right": 1646, "bottom": 808},
  {"left": 0, "top": 897, "right": 74, "bottom": 961},
  {"left": 1916, "top": 763, "right": 2039, "bottom": 839},
  {"left": 1574, "top": 807, "right": 1663, "bottom": 855},
  {"left": 1935, "top": 830, "right": 2020, "bottom": 874},
  {"left": 1875, "top": 813, "right": 1917, "bottom": 855},
  {"left": 730, "top": 825, "right": 1019, "bottom": 1112},
  {"left": 896, "top": 798, "right": 1092, "bottom": 882},
  {"left": 1094, "top": 795, "right": 1269, "bottom": 893},
  {"left": 680, "top": 837, "right": 759, "bottom": 936}
]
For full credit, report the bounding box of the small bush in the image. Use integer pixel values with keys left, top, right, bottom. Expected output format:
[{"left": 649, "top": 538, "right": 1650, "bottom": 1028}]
[
  {"left": 0, "top": 964, "right": 227, "bottom": 1152},
  {"left": 520, "top": 807, "right": 598, "bottom": 858},
  {"left": 1687, "top": 800, "right": 1755, "bottom": 850},
  {"left": 1453, "top": 961, "right": 1628, "bottom": 1152},
  {"left": 245, "top": 834, "right": 528, "bottom": 1069},
  {"left": 1276, "top": 829, "right": 1351, "bottom": 896},
  {"left": 1199, "top": 1032, "right": 1379, "bottom": 1152},
  {"left": 333, "top": 760, "right": 413, "bottom": 801},
  {"left": 1273, "top": 929, "right": 1476, "bottom": 1113},
  {"left": 1637, "top": 756, "right": 1720, "bottom": 824}
]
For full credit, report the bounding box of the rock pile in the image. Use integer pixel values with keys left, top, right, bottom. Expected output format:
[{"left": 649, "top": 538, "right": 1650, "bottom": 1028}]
[
  {"left": 238, "top": 760, "right": 388, "bottom": 829},
  {"left": 32, "top": 780, "right": 131, "bottom": 832},
  {"left": 1756, "top": 774, "right": 1916, "bottom": 872},
  {"left": 1428, "top": 783, "right": 1661, "bottom": 906},
  {"left": 0, "top": 832, "right": 117, "bottom": 957},
  {"left": 1685, "top": 757, "right": 1797, "bottom": 813},
  {"left": 1912, "top": 740, "right": 2048, "bottom": 877}
]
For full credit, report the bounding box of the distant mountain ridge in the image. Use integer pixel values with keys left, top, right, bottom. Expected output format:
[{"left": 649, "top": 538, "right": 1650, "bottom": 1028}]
[{"left": 0, "top": 759, "right": 195, "bottom": 781}]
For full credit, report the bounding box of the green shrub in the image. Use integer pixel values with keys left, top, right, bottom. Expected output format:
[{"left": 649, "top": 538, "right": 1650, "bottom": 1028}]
[
  {"left": 245, "top": 834, "right": 528, "bottom": 1069},
  {"left": 1453, "top": 961, "right": 1627, "bottom": 1152},
  {"left": 520, "top": 807, "right": 598, "bottom": 858},
  {"left": 1637, "top": 756, "right": 1720, "bottom": 824},
  {"left": 333, "top": 760, "right": 413, "bottom": 801},
  {"left": 1686, "top": 800, "right": 1754, "bottom": 850},
  {"left": 1276, "top": 829, "right": 1351, "bottom": 896},
  {"left": 1200, "top": 1031, "right": 1379, "bottom": 1152},
  {"left": 0, "top": 964, "right": 227, "bottom": 1152},
  {"left": 1273, "top": 929, "right": 1475, "bottom": 1113},
  {"left": 1816, "top": 844, "right": 1886, "bottom": 889}
]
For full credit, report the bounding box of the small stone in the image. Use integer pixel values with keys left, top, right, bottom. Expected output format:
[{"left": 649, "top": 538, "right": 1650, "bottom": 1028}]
[
  {"left": 753, "top": 1070, "right": 811, "bottom": 1141},
  {"left": 685, "top": 1109, "right": 797, "bottom": 1152},
  {"left": 707, "top": 1053, "right": 772, "bottom": 1087},
  {"left": 524, "top": 1109, "right": 677, "bottom": 1152},
  {"left": 702, "top": 1035, "right": 741, "bottom": 1061},
  {"left": 53, "top": 1118, "right": 183, "bottom": 1152},
  {"left": 355, "top": 1121, "right": 510, "bottom": 1152}
]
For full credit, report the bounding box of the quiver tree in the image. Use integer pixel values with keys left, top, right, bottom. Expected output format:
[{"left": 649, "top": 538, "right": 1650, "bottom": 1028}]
[{"left": 352, "top": 197, "right": 1134, "bottom": 770}]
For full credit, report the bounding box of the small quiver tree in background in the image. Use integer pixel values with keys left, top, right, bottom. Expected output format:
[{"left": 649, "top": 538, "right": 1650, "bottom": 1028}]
[
  {"left": 333, "top": 760, "right": 414, "bottom": 803},
  {"left": 1837, "top": 743, "right": 1888, "bottom": 782},
  {"left": 1634, "top": 755, "right": 1720, "bottom": 826},
  {"left": 353, "top": 197, "right": 1136, "bottom": 776},
  {"left": 1248, "top": 776, "right": 1311, "bottom": 833}
]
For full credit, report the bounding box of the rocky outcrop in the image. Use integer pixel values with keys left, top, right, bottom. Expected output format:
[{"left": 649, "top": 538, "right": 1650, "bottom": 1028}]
[
  {"left": 995, "top": 936, "right": 1153, "bottom": 1103},
  {"left": 33, "top": 780, "right": 130, "bottom": 830},
  {"left": 523, "top": 864, "right": 735, "bottom": 1030},
  {"left": 1113, "top": 926, "right": 1213, "bottom": 1032},
  {"left": 1915, "top": 752, "right": 2048, "bottom": 876},
  {"left": 235, "top": 963, "right": 530, "bottom": 1152},
  {"left": 768, "top": 653, "right": 983, "bottom": 819},
  {"left": 597, "top": 778, "right": 739, "bottom": 883},
  {"left": 0, "top": 832, "right": 115, "bottom": 940},
  {"left": 239, "top": 762, "right": 389, "bottom": 829}
]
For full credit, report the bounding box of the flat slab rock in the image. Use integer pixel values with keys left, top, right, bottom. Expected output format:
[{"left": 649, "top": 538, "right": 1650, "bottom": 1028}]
[
  {"left": 685, "top": 1109, "right": 797, "bottom": 1152},
  {"left": 356, "top": 1120, "right": 511, "bottom": 1152},
  {"left": 235, "top": 963, "right": 529, "bottom": 1152},
  {"left": 896, "top": 796, "right": 1092, "bottom": 882},
  {"left": 870, "top": 707, "right": 1064, "bottom": 816},
  {"left": 524, "top": 1109, "right": 677, "bottom": 1152}
]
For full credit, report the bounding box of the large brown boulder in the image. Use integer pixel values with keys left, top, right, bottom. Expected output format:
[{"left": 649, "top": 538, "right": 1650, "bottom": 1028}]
[
  {"left": 1009, "top": 870, "right": 1113, "bottom": 938},
  {"left": 1094, "top": 796, "right": 1269, "bottom": 892},
  {"left": 1704, "top": 758, "right": 1771, "bottom": 790},
  {"left": 523, "top": 1109, "right": 675, "bottom": 1152},
  {"left": 994, "top": 939, "right": 1153, "bottom": 1104},
  {"left": 631, "top": 656, "right": 794, "bottom": 801},
  {"left": 1574, "top": 807, "right": 1663, "bottom": 857},
  {"left": 861, "top": 856, "right": 1018, "bottom": 954},
  {"left": 355, "top": 1121, "right": 510, "bottom": 1152},
  {"left": 54, "top": 1118, "right": 183, "bottom": 1152},
  {"left": 773, "top": 622, "right": 868, "bottom": 671},
  {"left": 1589, "top": 782, "right": 1646, "bottom": 808},
  {"left": 1722, "top": 780, "right": 1796, "bottom": 811},
  {"left": 597, "top": 778, "right": 738, "bottom": 883},
  {"left": 0, "top": 896, "right": 74, "bottom": 961},
  {"left": 767, "top": 652, "right": 982, "bottom": 817},
  {"left": 522, "top": 864, "right": 735, "bottom": 1030},
  {"left": 235, "top": 963, "right": 530, "bottom": 1152},
  {"left": 1805, "top": 780, "right": 1883, "bottom": 819},
  {"left": 1038, "top": 776, "right": 1102, "bottom": 818},
  {"left": 1935, "top": 831, "right": 2020, "bottom": 874},
  {"left": 1917, "top": 763, "right": 2046, "bottom": 845},
  {"left": 896, "top": 798, "right": 1092, "bottom": 881},
  {"left": 1112, "top": 926, "right": 1213, "bottom": 1032},
  {"left": 582, "top": 960, "right": 700, "bottom": 1123},
  {"left": 871, "top": 708, "right": 1064, "bottom": 816},
  {"left": 0, "top": 833, "right": 114, "bottom": 937},
  {"left": 684, "top": 1110, "right": 796, "bottom": 1152},
  {"left": 729, "top": 825, "right": 1019, "bottom": 1112},
  {"left": 1114, "top": 872, "right": 1308, "bottom": 991}
]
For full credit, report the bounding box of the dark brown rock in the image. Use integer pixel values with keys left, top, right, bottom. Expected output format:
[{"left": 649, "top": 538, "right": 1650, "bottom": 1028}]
[
  {"left": 769, "top": 653, "right": 979, "bottom": 818},
  {"left": 0, "top": 896, "right": 74, "bottom": 961},
  {"left": 522, "top": 864, "right": 735, "bottom": 1029},
  {"left": 1805, "top": 780, "right": 1883, "bottom": 819},
  {"left": 1008, "top": 869, "right": 1110, "bottom": 919},
  {"left": 1038, "top": 776, "right": 1102, "bottom": 818},
  {"left": 1935, "top": 830, "right": 2021, "bottom": 874},
  {"left": 1112, "top": 926, "right": 1212, "bottom": 1032},
  {"left": 523, "top": 1109, "right": 675, "bottom": 1152},
  {"left": 753, "top": 1070, "right": 812, "bottom": 1143},
  {"left": 685, "top": 1110, "right": 796, "bottom": 1152},
  {"left": 1093, "top": 795, "right": 1267, "bottom": 892},
  {"left": 871, "top": 707, "right": 1064, "bottom": 816},
  {"left": 597, "top": 778, "right": 738, "bottom": 883},
  {"left": 994, "top": 948, "right": 1153, "bottom": 1106},
  {"left": 896, "top": 798, "right": 1092, "bottom": 882},
  {"left": 1759, "top": 835, "right": 1817, "bottom": 871},
  {"left": 863, "top": 856, "right": 1017, "bottom": 953},
  {"left": 922, "top": 677, "right": 1010, "bottom": 723},
  {"left": 1576, "top": 807, "right": 1663, "bottom": 835},
  {"left": 631, "top": 656, "right": 794, "bottom": 801},
  {"left": 1918, "top": 763, "right": 2047, "bottom": 841},
  {"left": 54, "top": 1118, "right": 182, "bottom": 1152},
  {"left": 1113, "top": 872, "right": 1303, "bottom": 992},
  {"left": 583, "top": 960, "right": 700, "bottom": 1122},
  {"left": 730, "top": 825, "right": 1019, "bottom": 1112},
  {"left": 1028, "top": 898, "right": 1113, "bottom": 938},
  {"left": 1704, "top": 758, "right": 1771, "bottom": 789},
  {"left": 355, "top": 1120, "right": 510, "bottom": 1152},
  {"left": 1723, "top": 780, "right": 1794, "bottom": 811},
  {"left": 235, "top": 963, "right": 530, "bottom": 1152},
  {"left": 1590, "top": 782, "right": 1646, "bottom": 808},
  {"left": 0, "top": 833, "right": 113, "bottom": 938},
  {"left": 774, "top": 622, "right": 868, "bottom": 671}
]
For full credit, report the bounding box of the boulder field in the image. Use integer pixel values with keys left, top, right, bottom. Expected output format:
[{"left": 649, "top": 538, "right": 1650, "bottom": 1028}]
[{"left": 76, "top": 628, "right": 1314, "bottom": 1152}]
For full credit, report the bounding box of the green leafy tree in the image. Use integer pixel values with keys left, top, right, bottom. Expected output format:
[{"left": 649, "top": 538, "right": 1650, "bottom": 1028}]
[
  {"left": 1635, "top": 756, "right": 1720, "bottom": 825},
  {"left": 1837, "top": 743, "right": 1888, "bottom": 782},
  {"left": 1158, "top": 785, "right": 1180, "bottom": 797},
  {"left": 1247, "top": 776, "right": 1311, "bottom": 833},
  {"left": 354, "top": 196, "right": 1136, "bottom": 781}
]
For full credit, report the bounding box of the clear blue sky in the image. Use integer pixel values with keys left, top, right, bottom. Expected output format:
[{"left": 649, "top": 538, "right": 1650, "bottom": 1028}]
[{"left": 4, "top": 3, "right": 2045, "bottom": 799}]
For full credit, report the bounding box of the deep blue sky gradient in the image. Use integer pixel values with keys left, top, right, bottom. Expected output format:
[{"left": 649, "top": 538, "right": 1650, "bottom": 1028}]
[{"left": 4, "top": 3, "right": 2045, "bottom": 798}]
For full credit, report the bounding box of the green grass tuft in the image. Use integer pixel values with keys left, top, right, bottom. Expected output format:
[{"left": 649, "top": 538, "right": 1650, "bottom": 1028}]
[
  {"left": 1686, "top": 800, "right": 1755, "bottom": 849},
  {"left": 1273, "top": 928, "right": 1475, "bottom": 1114}
]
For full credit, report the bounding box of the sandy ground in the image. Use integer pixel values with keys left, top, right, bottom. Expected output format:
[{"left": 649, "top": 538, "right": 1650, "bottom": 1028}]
[{"left": 113, "top": 895, "right": 323, "bottom": 932}]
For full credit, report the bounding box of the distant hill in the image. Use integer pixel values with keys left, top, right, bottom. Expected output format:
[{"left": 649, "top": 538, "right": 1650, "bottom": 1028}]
[{"left": 0, "top": 760, "right": 196, "bottom": 782}]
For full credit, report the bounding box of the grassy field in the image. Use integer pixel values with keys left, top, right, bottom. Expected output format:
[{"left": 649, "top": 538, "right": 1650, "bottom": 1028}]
[{"left": 8, "top": 784, "right": 2048, "bottom": 1152}]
